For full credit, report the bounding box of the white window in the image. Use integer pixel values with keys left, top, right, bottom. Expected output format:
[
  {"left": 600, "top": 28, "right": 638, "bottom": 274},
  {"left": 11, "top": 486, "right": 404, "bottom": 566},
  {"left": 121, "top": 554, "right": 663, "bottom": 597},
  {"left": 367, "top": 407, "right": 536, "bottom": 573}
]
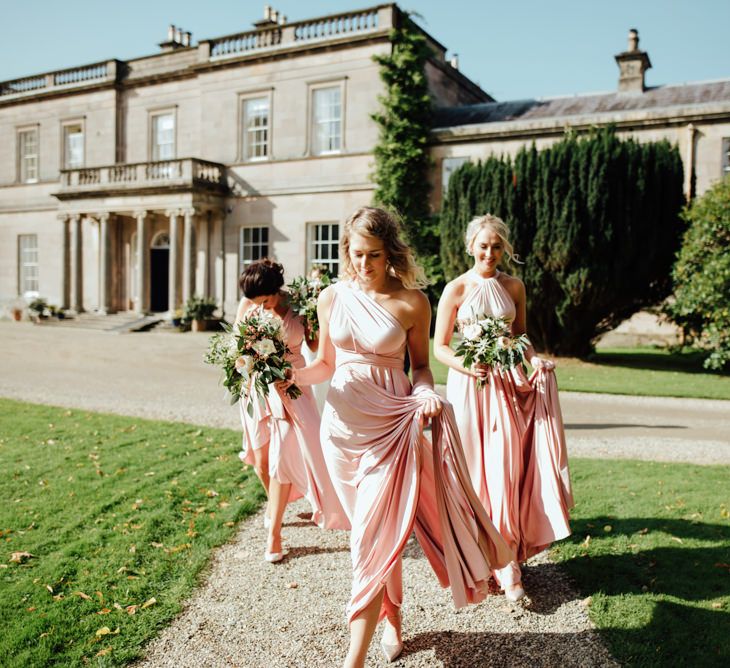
[
  {"left": 18, "top": 234, "right": 39, "bottom": 295},
  {"left": 307, "top": 223, "right": 339, "bottom": 275},
  {"left": 18, "top": 128, "right": 39, "bottom": 183},
  {"left": 239, "top": 226, "right": 269, "bottom": 274},
  {"left": 151, "top": 112, "right": 175, "bottom": 161},
  {"left": 242, "top": 97, "right": 269, "bottom": 161},
  {"left": 311, "top": 86, "right": 342, "bottom": 155},
  {"left": 442, "top": 156, "right": 469, "bottom": 196},
  {"left": 63, "top": 123, "right": 84, "bottom": 169},
  {"left": 723, "top": 138, "right": 730, "bottom": 176}
]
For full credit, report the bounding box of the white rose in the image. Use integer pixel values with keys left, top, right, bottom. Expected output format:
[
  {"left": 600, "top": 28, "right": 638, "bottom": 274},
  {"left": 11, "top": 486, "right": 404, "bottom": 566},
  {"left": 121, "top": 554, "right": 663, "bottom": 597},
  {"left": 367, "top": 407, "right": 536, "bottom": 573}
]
[
  {"left": 252, "top": 338, "right": 277, "bottom": 358},
  {"left": 462, "top": 324, "right": 483, "bottom": 341},
  {"left": 496, "top": 336, "right": 512, "bottom": 349},
  {"left": 235, "top": 355, "right": 254, "bottom": 377}
]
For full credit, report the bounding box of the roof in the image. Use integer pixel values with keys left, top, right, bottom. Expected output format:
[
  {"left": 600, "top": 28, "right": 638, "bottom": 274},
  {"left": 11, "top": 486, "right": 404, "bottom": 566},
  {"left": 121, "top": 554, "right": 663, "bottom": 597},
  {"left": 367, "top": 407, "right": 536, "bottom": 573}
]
[{"left": 433, "top": 79, "right": 730, "bottom": 128}]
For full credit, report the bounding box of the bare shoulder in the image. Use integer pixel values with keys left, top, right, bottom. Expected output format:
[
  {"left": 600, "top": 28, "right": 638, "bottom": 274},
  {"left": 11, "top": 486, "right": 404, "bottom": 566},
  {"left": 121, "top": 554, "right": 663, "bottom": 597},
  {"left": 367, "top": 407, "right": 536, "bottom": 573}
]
[
  {"left": 399, "top": 286, "right": 430, "bottom": 312},
  {"left": 442, "top": 272, "right": 472, "bottom": 302},
  {"left": 499, "top": 272, "right": 525, "bottom": 299}
]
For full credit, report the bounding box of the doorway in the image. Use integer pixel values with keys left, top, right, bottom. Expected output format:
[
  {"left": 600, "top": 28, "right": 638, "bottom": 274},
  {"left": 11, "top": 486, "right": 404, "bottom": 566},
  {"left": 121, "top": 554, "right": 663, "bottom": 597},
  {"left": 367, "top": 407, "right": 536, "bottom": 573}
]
[{"left": 150, "top": 232, "right": 170, "bottom": 312}]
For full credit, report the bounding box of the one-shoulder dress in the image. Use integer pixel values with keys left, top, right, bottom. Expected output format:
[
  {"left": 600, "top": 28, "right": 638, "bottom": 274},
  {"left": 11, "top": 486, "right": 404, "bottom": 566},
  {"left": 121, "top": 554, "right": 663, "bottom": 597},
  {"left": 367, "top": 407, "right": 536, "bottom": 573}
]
[
  {"left": 239, "top": 304, "right": 347, "bottom": 530},
  {"left": 321, "top": 281, "right": 513, "bottom": 623},
  {"left": 446, "top": 271, "right": 574, "bottom": 588}
]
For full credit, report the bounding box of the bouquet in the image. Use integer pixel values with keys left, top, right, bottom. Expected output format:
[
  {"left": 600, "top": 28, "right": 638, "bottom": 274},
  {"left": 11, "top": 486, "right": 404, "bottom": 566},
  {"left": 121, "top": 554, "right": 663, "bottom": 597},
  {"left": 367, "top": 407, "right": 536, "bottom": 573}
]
[
  {"left": 286, "top": 270, "right": 332, "bottom": 340},
  {"left": 454, "top": 314, "right": 530, "bottom": 388},
  {"left": 204, "top": 308, "right": 302, "bottom": 415}
]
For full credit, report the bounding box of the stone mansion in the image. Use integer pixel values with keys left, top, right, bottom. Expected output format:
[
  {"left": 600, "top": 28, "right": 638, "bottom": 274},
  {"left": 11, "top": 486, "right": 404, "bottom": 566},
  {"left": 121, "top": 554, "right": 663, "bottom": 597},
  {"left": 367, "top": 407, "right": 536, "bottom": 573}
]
[{"left": 1, "top": 3, "right": 729, "bottom": 319}]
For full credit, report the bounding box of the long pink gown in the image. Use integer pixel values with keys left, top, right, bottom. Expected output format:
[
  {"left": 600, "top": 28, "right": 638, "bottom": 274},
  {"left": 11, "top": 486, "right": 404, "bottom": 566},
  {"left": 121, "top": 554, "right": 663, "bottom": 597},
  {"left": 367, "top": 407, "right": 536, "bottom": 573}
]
[
  {"left": 446, "top": 271, "right": 574, "bottom": 588},
  {"left": 240, "top": 304, "right": 348, "bottom": 530},
  {"left": 321, "top": 281, "right": 513, "bottom": 623}
]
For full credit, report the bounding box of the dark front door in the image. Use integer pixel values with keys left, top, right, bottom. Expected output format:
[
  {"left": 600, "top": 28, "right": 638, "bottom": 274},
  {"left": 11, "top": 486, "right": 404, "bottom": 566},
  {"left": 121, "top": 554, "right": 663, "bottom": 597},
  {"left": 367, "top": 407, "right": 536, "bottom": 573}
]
[{"left": 150, "top": 248, "right": 169, "bottom": 312}]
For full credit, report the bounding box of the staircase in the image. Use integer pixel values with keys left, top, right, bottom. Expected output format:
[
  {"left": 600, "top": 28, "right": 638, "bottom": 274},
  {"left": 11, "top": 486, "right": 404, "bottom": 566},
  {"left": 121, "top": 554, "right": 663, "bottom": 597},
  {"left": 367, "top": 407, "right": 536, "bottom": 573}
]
[{"left": 41, "top": 312, "right": 162, "bottom": 333}]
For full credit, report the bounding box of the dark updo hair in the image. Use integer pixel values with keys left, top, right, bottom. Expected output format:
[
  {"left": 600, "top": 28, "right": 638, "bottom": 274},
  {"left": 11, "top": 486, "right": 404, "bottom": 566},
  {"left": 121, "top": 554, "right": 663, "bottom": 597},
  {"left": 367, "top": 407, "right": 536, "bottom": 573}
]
[{"left": 239, "top": 259, "right": 285, "bottom": 299}]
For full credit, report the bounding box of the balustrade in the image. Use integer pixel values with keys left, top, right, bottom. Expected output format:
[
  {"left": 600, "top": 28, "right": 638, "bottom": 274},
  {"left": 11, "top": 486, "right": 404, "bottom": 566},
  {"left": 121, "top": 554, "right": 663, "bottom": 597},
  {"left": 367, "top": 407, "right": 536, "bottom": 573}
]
[{"left": 0, "top": 61, "right": 112, "bottom": 97}]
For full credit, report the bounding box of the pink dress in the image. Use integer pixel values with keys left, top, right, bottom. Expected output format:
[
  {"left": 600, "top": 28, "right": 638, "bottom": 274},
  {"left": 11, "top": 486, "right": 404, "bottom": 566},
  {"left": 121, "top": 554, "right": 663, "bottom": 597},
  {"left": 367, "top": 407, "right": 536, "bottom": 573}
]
[
  {"left": 446, "top": 271, "right": 574, "bottom": 587},
  {"left": 321, "top": 281, "right": 513, "bottom": 623},
  {"left": 240, "top": 305, "right": 348, "bottom": 530}
]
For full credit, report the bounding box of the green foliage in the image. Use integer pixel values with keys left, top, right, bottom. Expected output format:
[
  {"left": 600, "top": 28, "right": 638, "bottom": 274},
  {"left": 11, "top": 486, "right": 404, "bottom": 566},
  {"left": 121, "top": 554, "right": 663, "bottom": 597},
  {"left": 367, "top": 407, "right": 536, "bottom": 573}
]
[
  {"left": 665, "top": 176, "right": 730, "bottom": 370},
  {"left": 440, "top": 128, "right": 686, "bottom": 355},
  {"left": 0, "top": 399, "right": 263, "bottom": 666},
  {"left": 182, "top": 295, "right": 217, "bottom": 322},
  {"left": 371, "top": 16, "right": 439, "bottom": 287},
  {"left": 552, "top": 458, "right": 730, "bottom": 667},
  {"left": 28, "top": 297, "right": 48, "bottom": 316}
]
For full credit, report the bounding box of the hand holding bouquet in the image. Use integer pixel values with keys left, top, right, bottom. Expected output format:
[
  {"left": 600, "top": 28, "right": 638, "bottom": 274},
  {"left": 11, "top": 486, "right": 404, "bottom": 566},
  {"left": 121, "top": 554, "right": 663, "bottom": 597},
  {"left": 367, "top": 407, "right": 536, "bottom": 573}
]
[
  {"left": 205, "top": 308, "right": 302, "bottom": 414},
  {"left": 454, "top": 314, "right": 530, "bottom": 388},
  {"left": 286, "top": 270, "right": 332, "bottom": 340}
]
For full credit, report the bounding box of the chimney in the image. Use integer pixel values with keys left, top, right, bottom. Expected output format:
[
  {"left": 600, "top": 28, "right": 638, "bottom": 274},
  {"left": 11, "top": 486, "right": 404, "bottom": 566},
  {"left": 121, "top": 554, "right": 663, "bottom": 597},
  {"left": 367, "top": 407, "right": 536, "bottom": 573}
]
[
  {"left": 254, "top": 4, "right": 280, "bottom": 29},
  {"left": 159, "top": 24, "right": 192, "bottom": 51},
  {"left": 614, "top": 28, "right": 652, "bottom": 93},
  {"left": 450, "top": 53, "right": 459, "bottom": 70}
]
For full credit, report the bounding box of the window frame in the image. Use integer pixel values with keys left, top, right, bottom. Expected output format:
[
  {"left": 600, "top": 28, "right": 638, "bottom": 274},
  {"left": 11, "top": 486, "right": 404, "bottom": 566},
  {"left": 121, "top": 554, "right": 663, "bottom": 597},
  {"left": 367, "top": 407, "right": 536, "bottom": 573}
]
[
  {"left": 18, "top": 234, "right": 39, "bottom": 296},
  {"left": 238, "top": 226, "right": 270, "bottom": 279},
  {"left": 17, "top": 125, "right": 40, "bottom": 184},
  {"left": 60, "top": 118, "right": 85, "bottom": 170},
  {"left": 441, "top": 156, "right": 469, "bottom": 196},
  {"left": 148, "top": 108, "right": 177, "bottom": 162},
  {"left": 308, "top": 79, "right": 346, "bottom": 156},
  {"left": 306, "top": 222, "right": 340, "bottom": 276},
  {"left": 722, "top": 138, "right": 730, "bottom": 177},
  {"left": 239, "top": 89, "right": 273, "bottom": 163}
]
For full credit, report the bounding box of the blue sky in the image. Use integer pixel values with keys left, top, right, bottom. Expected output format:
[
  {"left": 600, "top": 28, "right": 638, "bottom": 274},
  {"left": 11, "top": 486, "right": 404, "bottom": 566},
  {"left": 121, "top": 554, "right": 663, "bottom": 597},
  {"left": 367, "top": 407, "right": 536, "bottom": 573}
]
[{"left": 1, "top": 0, "right": 728, "bottom": 101}]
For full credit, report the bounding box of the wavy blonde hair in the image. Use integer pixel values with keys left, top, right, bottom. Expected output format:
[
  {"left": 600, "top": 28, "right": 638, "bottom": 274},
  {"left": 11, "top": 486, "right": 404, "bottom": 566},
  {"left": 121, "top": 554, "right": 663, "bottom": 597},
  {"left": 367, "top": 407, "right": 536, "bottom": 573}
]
[
  {"left": 340, "top": 207, "right": 428, "bottom": 289},
  {"left": 465, "top": 213, "right": 523, "bottom": 266}
]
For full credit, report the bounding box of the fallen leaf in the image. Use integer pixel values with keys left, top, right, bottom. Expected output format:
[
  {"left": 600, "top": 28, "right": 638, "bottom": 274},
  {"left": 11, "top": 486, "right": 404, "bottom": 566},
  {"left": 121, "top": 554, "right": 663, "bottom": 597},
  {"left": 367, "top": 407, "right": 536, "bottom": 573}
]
[
  {"left": 27, "top": 606, "right": 36, "bottom": 612},
  {"left": 711, "top": 602, "right": 723, "bottom": 609},
  {"left": 206, "top": 489, "right": 219, "bottom": 498},
  {"left": 96, "top": 648, "right": 112, "bottom": 657},
  {"left": 97, "top": 608, "right": 111, "bottom": 615},
  {"left": 141, "top": 597, "right": 157, "bottom": 609},
  {"left": 113, "top": 603, "right": 123, "bottom": 610},
  {"left": 581, "top": 535, "right": 591, "bottom": 548},
  {"left": 151, "top": 542, "right": 164, "bottom": 549},
  {"left": 581, "top": 596, "right": 592, "bottom": 606},
  {"left": 286, "top": 582, "right": 298, "bottom": 589},
  {"left": 670, "top": 536, "right": 683, "bottom": 544},
  {"left": 224, "top": 522, "right": 235, "bottom": 528},
  {"left": 638, "top": 528, "right": 649, "bottom": 535},
  {"left": 129, "top": 545, "right": 136, "bottom": 554},
  {"left": 45, "top": 585, "right": 53, "bottom": 594},
  {"left": 53, "top": 594, "right": 64, "bottom": 601},
  {"left": 95, "top": 626, "right": 112, "bottom": 637},
  {"left": 95, "top": 591, "right": 104, "bottom": 602},
  {"left": 603, "top": 525, "right": 612, "bottom": 533},
  {"left": 9, "top": 551, "right": 34, "bottom": 563},
  {"left": 714, "top": 562, "right": 730, "bottom": 571},
  {"left": 126, "top": 605, "right": 138, "bottom": 615}
]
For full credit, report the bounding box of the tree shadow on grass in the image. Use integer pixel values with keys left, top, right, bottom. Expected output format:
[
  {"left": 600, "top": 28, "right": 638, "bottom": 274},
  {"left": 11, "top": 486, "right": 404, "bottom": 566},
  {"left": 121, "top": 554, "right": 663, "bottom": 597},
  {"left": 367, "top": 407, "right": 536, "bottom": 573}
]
[{"left": 587, "top": 349, "right": 715, "bottom": 376}]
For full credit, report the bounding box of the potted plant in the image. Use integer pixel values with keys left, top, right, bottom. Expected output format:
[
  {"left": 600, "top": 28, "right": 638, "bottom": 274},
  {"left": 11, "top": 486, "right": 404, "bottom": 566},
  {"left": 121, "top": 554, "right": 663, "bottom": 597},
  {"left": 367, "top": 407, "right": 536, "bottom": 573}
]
[
  {"left": 28, "top": 297, "right": 49, "bottom": 323},
  {"left": 171, "top": 308, "right": 184, "bottom": 328},
  {"left": 183, "top": 296, "right": 218, "bottom": 332}
]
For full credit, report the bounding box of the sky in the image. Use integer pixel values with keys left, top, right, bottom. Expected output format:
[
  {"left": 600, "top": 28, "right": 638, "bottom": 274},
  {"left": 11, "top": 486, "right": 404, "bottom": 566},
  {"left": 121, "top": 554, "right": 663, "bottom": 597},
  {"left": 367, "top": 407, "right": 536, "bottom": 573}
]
[{"left": 1, "top": 0, "right": 729, "bottom": 101}]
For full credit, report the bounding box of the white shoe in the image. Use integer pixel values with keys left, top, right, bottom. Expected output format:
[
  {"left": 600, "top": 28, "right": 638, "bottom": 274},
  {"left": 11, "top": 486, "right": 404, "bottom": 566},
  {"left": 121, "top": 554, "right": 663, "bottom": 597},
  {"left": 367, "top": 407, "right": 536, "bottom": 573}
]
[
  {"left": 263, "top": 515, "right": 271, "bottom": 529},
  {"left": 381, "top": 615, "right": 403, "bottom": 662},
  {"left": 504, "top": 584, "right": 525, "bottom": 602},
  {"left": 264, "top": 550, "right": 283, "bottom": 563}
]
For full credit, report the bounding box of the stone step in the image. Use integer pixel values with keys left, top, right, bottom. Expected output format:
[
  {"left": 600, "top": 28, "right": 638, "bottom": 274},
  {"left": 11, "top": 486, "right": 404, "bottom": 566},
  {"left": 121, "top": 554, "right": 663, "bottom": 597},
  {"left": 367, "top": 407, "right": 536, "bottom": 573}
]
[{"left": 40, "top": 313, "right": 162, "bottom": 333}]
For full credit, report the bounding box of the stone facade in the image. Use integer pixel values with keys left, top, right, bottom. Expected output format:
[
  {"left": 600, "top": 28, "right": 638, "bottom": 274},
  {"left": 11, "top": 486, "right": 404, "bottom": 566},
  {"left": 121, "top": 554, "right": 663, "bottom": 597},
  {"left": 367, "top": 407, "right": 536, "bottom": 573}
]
[
  {"left": 1, "top": 11, "right": 728, "bottom": 321},
  {"left": 0, "top": 4, "right": 485, "bottom": 318}
]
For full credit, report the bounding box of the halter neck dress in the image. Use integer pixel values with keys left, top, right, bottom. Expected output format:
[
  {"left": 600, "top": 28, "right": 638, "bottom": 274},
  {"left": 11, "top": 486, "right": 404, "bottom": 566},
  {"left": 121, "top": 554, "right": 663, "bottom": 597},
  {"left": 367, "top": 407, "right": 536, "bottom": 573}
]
[
  {"left": 446, "top": 271, "right": 573, "bottom": 587},
  {"left": 321, "top": 280, "right": 512, "bottom": 623}
]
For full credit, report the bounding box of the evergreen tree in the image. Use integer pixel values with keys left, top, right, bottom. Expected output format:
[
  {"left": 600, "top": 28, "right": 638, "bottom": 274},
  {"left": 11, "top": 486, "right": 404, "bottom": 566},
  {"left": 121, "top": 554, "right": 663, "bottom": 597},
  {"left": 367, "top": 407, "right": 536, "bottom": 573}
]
[{"left": 440, "top": 128, "right": 685, "bottom": 355}]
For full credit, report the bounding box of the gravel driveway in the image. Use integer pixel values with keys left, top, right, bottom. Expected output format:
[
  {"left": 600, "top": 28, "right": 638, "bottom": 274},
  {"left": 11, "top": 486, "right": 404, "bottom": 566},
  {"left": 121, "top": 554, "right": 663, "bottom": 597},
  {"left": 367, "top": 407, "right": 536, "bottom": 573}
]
[{"left": 3, "top": 322, "right": 727, "bottom": 667}]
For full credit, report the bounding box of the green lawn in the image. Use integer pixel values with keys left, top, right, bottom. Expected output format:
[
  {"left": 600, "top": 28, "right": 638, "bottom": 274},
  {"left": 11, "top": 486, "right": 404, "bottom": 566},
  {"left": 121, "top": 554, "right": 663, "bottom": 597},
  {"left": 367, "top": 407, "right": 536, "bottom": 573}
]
[
  {"left": 551, "top": 458, "right": 730, "bottom": 667},
  {"left": 0, "top": 399, "right": 263, "bottom": 667},
  {"left": 430, "top": 344, "right": 730, "bottom": 400}
]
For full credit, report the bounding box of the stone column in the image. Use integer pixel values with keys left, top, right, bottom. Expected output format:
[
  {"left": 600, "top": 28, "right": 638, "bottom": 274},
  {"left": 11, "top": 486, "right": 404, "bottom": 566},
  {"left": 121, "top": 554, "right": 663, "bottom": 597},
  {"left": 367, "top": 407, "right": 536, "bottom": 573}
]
[
  {"left": 98, "top": 213, "right": 111, "bottom": 314},
  {"left": 214, "top": 210, "right": 226, "bottom": 318},
  {"left": 69, "top": 214, "right": 83, "bottom": 313},
  {"left": 195, "top": 211, "right": 209, "bottom": 298},
  {"left": 58, "top": 215, "right": 70, "bottom": 310},
  {"left": 167, "top": 210, "right": 180, "bottom": 314},
  {"left": 135, "top": 211, "right": 148, "bottom": 314},
  {"left": 182, "top": 208, "right": 195, "bottom": 304},
  {"left": 685, "top": 123, "right": 696, "bottom": 201}
]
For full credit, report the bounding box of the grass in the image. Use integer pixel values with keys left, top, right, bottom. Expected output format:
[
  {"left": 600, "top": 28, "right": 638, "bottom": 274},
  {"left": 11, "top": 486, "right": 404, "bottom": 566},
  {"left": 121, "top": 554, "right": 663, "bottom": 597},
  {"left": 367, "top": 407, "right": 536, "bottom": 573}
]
[
  {"left": 0, "top": 399, "right": 264, "bottom": 667},
  {"left": 429, "top": 344, "right": 730, "bottom": 400},
  {"left": 551, "top": 458, "right": 730, "bottom": 667}
]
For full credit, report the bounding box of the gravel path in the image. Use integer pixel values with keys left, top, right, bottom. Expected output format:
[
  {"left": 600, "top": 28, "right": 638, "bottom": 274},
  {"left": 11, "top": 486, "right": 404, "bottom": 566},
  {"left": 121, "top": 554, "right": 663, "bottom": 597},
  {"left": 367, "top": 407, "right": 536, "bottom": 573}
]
[{"left": 3, "top": 322, "right": 728, "bottom": 667}]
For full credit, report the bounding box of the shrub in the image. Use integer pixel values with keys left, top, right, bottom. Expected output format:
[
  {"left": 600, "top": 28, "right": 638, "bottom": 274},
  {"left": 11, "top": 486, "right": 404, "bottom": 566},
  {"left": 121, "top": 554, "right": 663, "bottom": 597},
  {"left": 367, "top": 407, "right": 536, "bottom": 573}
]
[
  {"left": 665, "top": 176, "right": 730, "bottom": 370},
  {"left": 182, "top": 296, "right": 217, "bottom": 322}
]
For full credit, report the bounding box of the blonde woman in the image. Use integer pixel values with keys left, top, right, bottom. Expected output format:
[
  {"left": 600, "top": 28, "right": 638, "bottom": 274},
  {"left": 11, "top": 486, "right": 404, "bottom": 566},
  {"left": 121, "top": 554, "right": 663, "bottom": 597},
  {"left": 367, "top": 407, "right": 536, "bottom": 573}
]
[
  {"left": 434, "top": 214, "right": 573, "bottom": 601},
  {"left": 288, "top": 207, "right": 511, "bottom": 667}
]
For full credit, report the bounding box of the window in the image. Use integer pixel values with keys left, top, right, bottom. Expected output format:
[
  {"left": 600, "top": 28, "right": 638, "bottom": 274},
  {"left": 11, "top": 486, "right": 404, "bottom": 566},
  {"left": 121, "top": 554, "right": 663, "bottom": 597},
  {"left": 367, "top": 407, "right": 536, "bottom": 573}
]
[
  {"left": 307, "top": 223, "right": 339, "bottom": 275},
  {"left": 442, "top": 157, "right": 469, "bottom": 196},
  {"left": 18, "top": 234, "right": 39, "bottom": 296},
  {"left": 63, "top": 122, "right": 84, "bottom": 169},
  {"left": 242, "top": 97, "right": 270, "bottom": 161},
  {"left": 18, "top": 127, "right": 39, "bottom": 183},
  {"left": 239, "top": 226, "right": 269, "bottom": 275},
  {"left": 151, "top": 112, "right": 175, "bottom": 161},
  {"left": 311, "top": 86, "right": 342, "bottom": 155},
  {"left": 723, "top": 138, "right": 730, "bottom": 176}
]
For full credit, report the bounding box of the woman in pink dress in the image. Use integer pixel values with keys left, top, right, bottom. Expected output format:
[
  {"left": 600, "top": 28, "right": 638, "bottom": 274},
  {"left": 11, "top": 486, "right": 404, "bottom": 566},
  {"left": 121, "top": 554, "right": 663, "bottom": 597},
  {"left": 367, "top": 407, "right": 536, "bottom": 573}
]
[
  {"left": 235, "top": 259, "right": 347, "bottom": 562},
  {"left": 289, "top": 208, "right": 512, "bottom": 667},
  {"left": 434, "top": 214, "right": 574, "bottom": 601}
]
